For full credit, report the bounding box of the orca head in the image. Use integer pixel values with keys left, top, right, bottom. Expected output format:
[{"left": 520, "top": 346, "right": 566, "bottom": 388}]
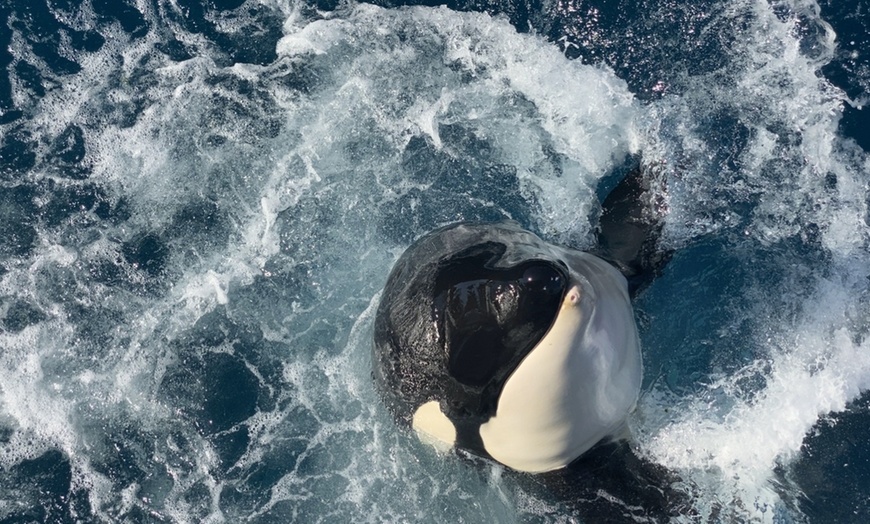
[
  {"left": 430, "top": 245, "right": 570, "bottom": 449},
  {"left": 373, "top": 221, "right": 570, "bottom": 454},
  {"left": 374, "top": 221, "right": 641, "bottom": 471}
]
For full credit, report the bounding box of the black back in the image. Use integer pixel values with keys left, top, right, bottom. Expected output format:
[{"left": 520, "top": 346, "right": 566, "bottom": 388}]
[{"left": 513, "top": 440, "right": 697, "bottom": 522}]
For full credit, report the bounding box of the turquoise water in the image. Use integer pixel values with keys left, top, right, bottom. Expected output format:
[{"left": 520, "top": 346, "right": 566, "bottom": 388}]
[{"left": 0, "top": 0, "right": 868, "bottom": 521}]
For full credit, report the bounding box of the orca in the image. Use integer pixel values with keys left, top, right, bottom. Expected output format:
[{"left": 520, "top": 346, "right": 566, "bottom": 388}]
[{"left": 372, "top": 166, "right": 671, "bottom": 474}]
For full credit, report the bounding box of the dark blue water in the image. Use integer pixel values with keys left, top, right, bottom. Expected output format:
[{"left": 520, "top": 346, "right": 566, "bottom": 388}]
[{"left": 0, "top": 0, "right": 868, "bottom": 522}]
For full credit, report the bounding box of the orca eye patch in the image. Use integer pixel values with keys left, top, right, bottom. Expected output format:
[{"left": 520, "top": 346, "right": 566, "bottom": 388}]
[{"left": 433, "top": 249, "right": 567, "bottom": 389}]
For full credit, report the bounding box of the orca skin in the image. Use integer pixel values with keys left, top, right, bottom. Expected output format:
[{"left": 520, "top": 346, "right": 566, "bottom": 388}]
[
  {"left": 372, "top": 166, "right": 686, "bottom": 517},
  {"left": 373, "top": 219, "right": 641, "bottom": 471}
]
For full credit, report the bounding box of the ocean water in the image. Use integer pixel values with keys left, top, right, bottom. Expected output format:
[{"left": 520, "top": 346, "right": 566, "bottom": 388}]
[{"left": 0, "top": 0, "right": 868, "bottom": 522}]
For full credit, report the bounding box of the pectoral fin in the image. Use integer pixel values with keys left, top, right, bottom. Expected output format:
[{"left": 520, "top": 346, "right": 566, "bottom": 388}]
[{"left": 596, "top": 164, "right": 671, "bottom": 297}]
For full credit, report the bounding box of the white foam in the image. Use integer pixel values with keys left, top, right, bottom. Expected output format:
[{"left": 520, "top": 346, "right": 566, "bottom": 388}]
[
  {"left": 3, "top": 0, "right": 869, "bottom": 521},
  {"left": 0, "top": 322, "right": 76, "bottom": 465},
  {"left": 627, "top": 1, "right": 870, "bottom": 518},
  {"left": 639, "top": 268, "right": 870, "bottom": 517},
  {"left": 273, "top": 4, "right": 640, "bottom": 240}
]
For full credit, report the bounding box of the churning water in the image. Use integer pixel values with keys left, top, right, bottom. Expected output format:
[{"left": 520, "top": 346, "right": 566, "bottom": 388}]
[{"left": 0, "top": 0, "right": 868, "bottom": 521}]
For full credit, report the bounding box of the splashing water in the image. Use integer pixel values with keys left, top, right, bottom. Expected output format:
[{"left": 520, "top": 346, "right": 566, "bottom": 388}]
[{"left": 0, "top": 0, "right": 868, "bottom": 521}]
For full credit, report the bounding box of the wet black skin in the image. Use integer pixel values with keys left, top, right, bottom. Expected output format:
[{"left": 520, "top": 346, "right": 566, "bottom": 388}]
[
  {"left": 372, "top": 165, "right": 686, "bottom": 522},
  {"left": 372, "top": 165, "right": 670, "bottom": 448}
]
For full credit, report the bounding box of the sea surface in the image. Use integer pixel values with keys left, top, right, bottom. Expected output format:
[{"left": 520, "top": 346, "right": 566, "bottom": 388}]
[{"left": 1, "top": 0, "right": 869, "bottom": 522}]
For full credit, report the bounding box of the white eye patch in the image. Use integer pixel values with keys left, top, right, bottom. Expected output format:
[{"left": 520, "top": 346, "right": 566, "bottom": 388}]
[{"left": 412, "top": 400, "right": 456, "bottom": 453}]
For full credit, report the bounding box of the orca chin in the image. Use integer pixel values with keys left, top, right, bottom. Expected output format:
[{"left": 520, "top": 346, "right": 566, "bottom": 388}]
[{"left": 372, "top": 220, "right": 643, "bottom": 472}]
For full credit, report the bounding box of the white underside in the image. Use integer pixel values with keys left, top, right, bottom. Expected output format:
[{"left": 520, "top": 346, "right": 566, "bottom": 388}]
[{"left": 478, "top": 250, "right": 641, "bottom": 473}]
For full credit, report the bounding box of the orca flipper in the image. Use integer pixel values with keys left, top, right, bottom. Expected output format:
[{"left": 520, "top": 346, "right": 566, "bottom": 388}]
[{"left": 596, "top": 164, "right": 671, "bottom": 297}]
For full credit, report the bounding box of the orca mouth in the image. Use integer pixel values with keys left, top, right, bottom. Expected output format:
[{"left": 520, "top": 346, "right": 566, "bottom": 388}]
[{"left": 432, "top": 243, "right": 568, "bottom": 409}]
